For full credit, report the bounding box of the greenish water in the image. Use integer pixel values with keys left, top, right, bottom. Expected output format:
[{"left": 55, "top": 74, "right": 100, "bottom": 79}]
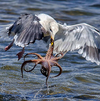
[{"left": 0, "top": 0, "right": 100, "bottom": 101}]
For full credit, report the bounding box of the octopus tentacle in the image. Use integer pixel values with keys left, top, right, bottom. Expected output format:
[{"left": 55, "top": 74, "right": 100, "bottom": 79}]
[
  {"left": 24, "top": 60, "right": 42, "bottom": 72},
  {"left": 20, "top": 44, "right": 64, "bottom": 85},
  {"left": 24, "top": 53, "right": 43, "bottom": 61},
  {"left": 55, "top": 52, "right": 63, "bottom": 57},
  {"left": 21, "top": 59, "right": 41, "bottom": 78},
  {"left": 46, "top": 62, "right": 51, "bottom": 85},
  {"left": 51, "top": 53, "right": 64, "bottom": 61},
  {"left": 51, "top": 61, "right": 62, "bottom": 78}
]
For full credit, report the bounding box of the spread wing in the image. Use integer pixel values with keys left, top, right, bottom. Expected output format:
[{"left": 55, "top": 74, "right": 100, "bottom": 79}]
[
  {"left": 7, "top": 13, "right": 46, "bottom": 47},
  {"left": 54, "top": 23, "right": 100, "bottom": 65}
]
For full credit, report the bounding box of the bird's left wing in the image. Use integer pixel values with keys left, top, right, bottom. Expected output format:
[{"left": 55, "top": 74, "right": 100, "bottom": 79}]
[
  {"left": 54, "top": 23, "right": 100, "bottom": 65},
  {"left": 5, "top": 14, "right": 46, "bottom": 47}
]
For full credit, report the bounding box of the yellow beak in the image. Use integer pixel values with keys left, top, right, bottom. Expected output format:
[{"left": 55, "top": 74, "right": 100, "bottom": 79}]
[{"left": 51, "top": 36, "right": 54, "bottom": 46}]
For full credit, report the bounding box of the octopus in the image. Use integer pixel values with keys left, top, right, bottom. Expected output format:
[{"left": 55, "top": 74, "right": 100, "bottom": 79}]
[{"left": 21, "top": 44, "right": 64, "bottom": 85}]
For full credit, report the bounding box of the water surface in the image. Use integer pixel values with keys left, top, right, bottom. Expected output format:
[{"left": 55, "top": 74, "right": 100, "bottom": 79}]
[{"left": 0, "top": 0, "right": 100, "bottom": 101}]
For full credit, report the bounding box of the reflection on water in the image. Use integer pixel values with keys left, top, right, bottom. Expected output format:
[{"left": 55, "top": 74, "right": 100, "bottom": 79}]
[{"left": 0, "top": 0, "right": 100, "bottom": 100}]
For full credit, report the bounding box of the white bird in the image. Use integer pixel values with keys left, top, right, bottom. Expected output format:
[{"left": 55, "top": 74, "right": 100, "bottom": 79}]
[{"left": 0, "top": 13, "right": 100, "bottom": 65}]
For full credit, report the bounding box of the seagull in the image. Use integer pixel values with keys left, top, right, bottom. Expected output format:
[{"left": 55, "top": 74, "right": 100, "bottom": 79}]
[{"left": 0, "top": 13, "right": 100, "bottom": 65}]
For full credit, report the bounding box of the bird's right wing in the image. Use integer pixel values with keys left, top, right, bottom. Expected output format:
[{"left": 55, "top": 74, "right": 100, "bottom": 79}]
[{"left": 53, "top": 23, "right": 100, "bottom": 65}]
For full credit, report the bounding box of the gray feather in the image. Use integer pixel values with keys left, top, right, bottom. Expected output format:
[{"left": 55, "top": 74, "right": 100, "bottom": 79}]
[
  {"left": 54, "top": 23, "right": 100, "bottom": 65},
  {"left": 8, "top": 13, "right": 46, "bottom": 47}
]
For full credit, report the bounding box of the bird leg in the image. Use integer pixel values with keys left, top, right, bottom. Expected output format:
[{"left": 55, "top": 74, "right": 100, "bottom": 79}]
[
  {"left": 5, "top": 39, "right": 14, "bottom": 51},
  {"left": 17, "top": 48, "right": 24, "bottom": 60}
]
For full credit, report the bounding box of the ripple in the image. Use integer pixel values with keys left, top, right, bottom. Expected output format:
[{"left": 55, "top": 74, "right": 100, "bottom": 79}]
[
  {"left": 26, "top": 7, "right": 42, "bottom": 11},
  {"left": 0, "top": 20, "right": 10, "bottom": 23},
  {"left": 62, "top": 10, "right": 97, "bottom": 16},
  {"left": 73, "top": 94, "right": 96, "bottom": 100},
  {"left": 1, "top": 65, "right": 19, "bottom": 71},
  {"left": 75, "top": 76, "right": 93, "bottom": 83},
  {"left": 90, "top": 4, "right": 100, "bottom": 8},
  {"left": 0, "top": 94, "right": 24, "bottom": 101}
]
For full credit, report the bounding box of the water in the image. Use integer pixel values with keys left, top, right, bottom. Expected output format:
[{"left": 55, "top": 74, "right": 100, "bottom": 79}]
[{"left": 0, "top": 0, "right": 100, "bottom": 100}]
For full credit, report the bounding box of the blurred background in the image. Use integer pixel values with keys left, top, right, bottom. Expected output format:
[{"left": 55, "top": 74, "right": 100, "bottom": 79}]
[{"left": 0, "top": 0, "right": 100, "bottom": 101}]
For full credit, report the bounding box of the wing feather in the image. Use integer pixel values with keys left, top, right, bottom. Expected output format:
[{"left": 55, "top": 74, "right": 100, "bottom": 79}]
[
  {"left": 8, "top": 13, "right": 46, "bottom": 47},
  {"left": 54, "top": 23, "right": 100, "bottom": 65}
]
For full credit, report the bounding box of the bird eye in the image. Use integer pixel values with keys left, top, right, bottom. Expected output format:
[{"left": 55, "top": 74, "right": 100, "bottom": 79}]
[{"left": 50, "top": 28, "right": 52, "bottom": 32}]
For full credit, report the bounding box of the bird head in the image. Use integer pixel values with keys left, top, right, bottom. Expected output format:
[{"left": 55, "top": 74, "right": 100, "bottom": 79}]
[
  {"left": 38, "top": 13, "right": 59, "bottom": 46},
  {"left": 50, "top": 21, "right": 59, "bottom": 46}
]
